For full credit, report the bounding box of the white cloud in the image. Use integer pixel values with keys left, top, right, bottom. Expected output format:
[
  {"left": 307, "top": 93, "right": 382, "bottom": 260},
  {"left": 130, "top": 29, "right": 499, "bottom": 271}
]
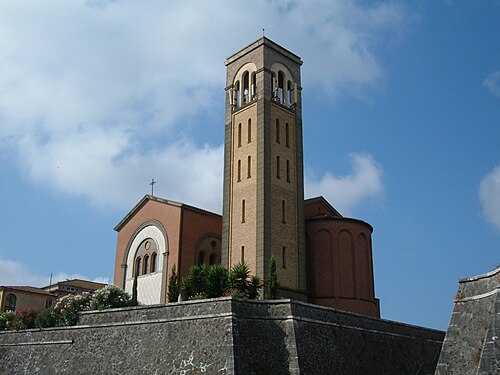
[
  {"left": 305, "top": 153, "right": 383, "bottom": 215},
  {"left": 0, "top": 256, "right": 110, "bottom": 287},
  {"left": 479, "top": 165, "right": 500, "bottom": 229},
  {"left": 0, "top": 1, "right": 405, "bottom": 211},
  {"left": 483, "top": 71, "right": 500, "bottom": 97}
]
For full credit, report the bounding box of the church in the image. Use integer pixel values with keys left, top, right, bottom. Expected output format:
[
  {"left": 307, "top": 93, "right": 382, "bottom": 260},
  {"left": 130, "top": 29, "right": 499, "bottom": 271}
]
[{"left": 113, "top": 37, "right": 380, "bottom": 318}]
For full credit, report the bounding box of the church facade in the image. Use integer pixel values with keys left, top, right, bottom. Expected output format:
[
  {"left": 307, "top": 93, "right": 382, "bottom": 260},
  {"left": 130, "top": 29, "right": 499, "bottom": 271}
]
[{"left": 113, "top": 38, "right": 380, "bottom": 318}]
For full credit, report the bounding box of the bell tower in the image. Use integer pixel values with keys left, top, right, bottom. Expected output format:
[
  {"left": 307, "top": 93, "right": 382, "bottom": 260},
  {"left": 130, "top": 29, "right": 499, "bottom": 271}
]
[{"left": 221, "top": 38, "right": 306, "bottom": 299}]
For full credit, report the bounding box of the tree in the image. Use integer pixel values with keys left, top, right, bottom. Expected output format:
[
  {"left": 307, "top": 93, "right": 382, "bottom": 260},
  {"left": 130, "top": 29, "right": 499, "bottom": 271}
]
[
  {"left": 167, "top": 265, "right": 180, "bottom": 302},
  {"left": 268, "top": 255, "right": 279, "bottom": 299},
  {"left": 131, "top": 274, "right": 138, "bottom": 306}
]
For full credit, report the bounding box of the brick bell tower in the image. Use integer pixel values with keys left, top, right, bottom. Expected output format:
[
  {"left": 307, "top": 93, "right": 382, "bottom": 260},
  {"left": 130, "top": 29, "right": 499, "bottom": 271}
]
[{"left": 221, "top": 38, "right": 306, "bottom": 300}]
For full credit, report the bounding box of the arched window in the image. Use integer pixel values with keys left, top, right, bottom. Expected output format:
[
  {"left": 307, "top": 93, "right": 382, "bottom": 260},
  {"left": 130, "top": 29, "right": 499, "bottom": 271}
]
[
  {"left": 135, "top": 257, "right": 142, "bottom": 277},
  {"left": 278, "top": 71, "right": 285, "bottom": 104},
  {"left": 151, "top": 253, "right": 158, "bottom": 273},
  {"left": 247, "top": 118, "right": 251, "bottom": 143},
  {"left": 234, "top": 81, "right": 240, "bottom": 108},
  {"left": 242, "top": 199, "right": 246, "bottom": 223},
  {"left": 144, "top": 255, "right": 150, "bottom": 274},
  {"left": 287, "top": 81, "right": 293, "bottom": 107},
  {"left": 285, "top": 123, "right": 290, "bottom": 148},
  {"left": 242, "top": 71, "right": 250, "bottom": 104},
  {"left": 276, "top": 119, "right": 280, "bottom": 143},
  {"left": 241, "top": 246, "right": 245, "bottom": 263},
  {"left": 198, "top": 251, "right": 206, "bottom": 266},
  {"left": 286, "top": 160, "right": 290, "bottom": 182},
  {"left": 277, "top": 156, "right": 281, "bottom": 178},
  {"left": 251, "top": 72, "right": 256, "bottom": 99},
  {"left": 282, "top": 246, "right": 287, "bottom": 268},
  {"left": 237, "top": 159, "right": 241, "bottom": 182},
  {"left": 247, "top": 156, "right": 251, "bottom": 178},
  {"left": 282, "top": 200, "right": 286, "bottom": 223},
  {"left": 209, "top": 253, "right": 217, "bottom": 265},
  {"left": 271, "top": 72, "right": 277, "bottom": 100},
  {"left": 5, "top": 294, "right": 16, "bottom": 311},
  {"left": 238, "top": 123, "right": 242, "bottom": 147}
]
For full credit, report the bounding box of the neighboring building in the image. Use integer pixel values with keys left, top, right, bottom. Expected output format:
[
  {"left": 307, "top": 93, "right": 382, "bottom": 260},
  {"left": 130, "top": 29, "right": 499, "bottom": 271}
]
[
  {"left": 43, "top": 279, "right": 108, "bottom": 299},
  {"left": 113, "top": 37, "right": 379, "bottom": 318},
  {"left": 0, "top": 286, "right": 56, "bottom": 312}
]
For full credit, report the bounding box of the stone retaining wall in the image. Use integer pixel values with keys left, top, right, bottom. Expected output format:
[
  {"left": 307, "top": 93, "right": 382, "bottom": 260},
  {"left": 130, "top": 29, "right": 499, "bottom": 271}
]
[{"left": 0, "top": 297, "right": 444, "bottom": 374}]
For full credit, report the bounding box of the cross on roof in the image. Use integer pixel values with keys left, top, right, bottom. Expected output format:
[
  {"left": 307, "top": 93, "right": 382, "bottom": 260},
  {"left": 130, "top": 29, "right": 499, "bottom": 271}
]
[{"left": 150, "top": 178, "right": 156, "bottom": 196}]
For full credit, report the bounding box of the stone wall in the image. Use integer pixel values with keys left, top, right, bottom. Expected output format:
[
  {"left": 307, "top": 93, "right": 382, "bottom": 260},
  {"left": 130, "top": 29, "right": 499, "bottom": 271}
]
[
  {"left": 0, "top": 298, "right": 444, "bottom": 374},
  {"left": 435, "top": 267, "right": 499, "bottom": 375}
]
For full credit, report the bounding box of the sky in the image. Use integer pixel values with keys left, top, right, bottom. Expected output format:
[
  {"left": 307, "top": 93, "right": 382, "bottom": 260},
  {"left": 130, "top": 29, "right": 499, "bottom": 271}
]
[{"left": 0, "top": 0, "right": 498, "bottom": 330}]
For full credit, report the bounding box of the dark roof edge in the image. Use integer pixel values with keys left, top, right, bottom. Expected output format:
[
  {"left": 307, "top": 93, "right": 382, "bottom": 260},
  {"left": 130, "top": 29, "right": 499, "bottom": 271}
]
[
  {"left": 304, "top": 196, "right": 343, "bottom": 217},
  {"left": 305, "top": 216, "right": 373, "bottom": 232},
  {"left": 225, "top": 37, "right": 302, "bottom": 66}
]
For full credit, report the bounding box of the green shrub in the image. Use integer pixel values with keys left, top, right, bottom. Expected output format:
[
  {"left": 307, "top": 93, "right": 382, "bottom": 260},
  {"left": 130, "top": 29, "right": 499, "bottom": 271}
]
[
  {"left": 181, "top": 265, "right": 209, "bottom": 300},
  {"left": 205, "top": 264, "right": 230, "bottom": 298},
  {"left": 35, "top": 308, "right": 57, "bottom": 328},
  {"left": 90, "top": 285, "right": 131, "bottom": 310},
  {"left": 0, "top": 311, "right": 16, "bottom": 331},
  {"left": 228, "top": 262, "right": 261, "bottom": 299},
  {"left": 131, "top": 275, "right": 138, "bottom": 306},
  {"left": 53, "top": 292, "right": 92, "bottom": 326}
]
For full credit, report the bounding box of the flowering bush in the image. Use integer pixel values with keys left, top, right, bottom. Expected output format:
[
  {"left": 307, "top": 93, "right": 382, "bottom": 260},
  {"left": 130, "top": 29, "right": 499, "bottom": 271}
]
[
  {"left": 0, "top": 311, "right": 16, "bottom": 331},
  {"left": 90, "top": 285, "right": 131, "bottom": 310},
  {"left": 53, "top": 292, "right": 92, "bottom": 326},
  {"left": 7, "top": 308, "right": 39, "bottom": 330},
  {"left": 35, "top": 307, "right": 57, "bottom": 328}
]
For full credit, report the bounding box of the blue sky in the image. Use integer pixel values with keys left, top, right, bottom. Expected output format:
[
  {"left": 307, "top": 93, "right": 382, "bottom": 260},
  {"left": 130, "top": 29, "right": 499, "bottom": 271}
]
[{"left": 0, "top": 1, "right": 498, "bottom": 330}]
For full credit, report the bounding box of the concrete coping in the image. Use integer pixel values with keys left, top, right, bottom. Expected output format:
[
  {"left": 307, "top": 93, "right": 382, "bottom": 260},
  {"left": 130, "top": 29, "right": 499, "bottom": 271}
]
[{"left": 459, "top": 266, "right": 500, "bottom": 283}]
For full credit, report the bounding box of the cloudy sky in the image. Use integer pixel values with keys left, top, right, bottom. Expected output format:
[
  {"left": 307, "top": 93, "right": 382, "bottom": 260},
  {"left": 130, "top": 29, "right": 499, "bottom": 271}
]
[{"left": 0, "top": 0, "right": 498, "bottom": 330}]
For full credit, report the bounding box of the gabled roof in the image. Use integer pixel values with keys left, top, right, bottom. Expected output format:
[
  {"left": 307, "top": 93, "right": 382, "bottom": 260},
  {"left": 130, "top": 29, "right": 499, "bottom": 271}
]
[
  {"left": 0, "top": 286, "right": 56, "bottom": 297},
  {"left": 43, "top": 279, "right": 108, "bottom": 290},
  {"left": 304, "top": 196, "right": 343, "bottom": 218},
  {"left": 114, "top": 194, "right": 221, "bottom": 232}
]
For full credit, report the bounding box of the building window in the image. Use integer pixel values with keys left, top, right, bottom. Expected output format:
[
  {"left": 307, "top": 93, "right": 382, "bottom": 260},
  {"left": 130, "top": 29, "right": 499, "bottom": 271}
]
[
  {"left": 277, "top": 156, "right": 281, "bottom": 178},
  {"left": 287, "top": 81, "right": 293, "bottom": 107},
  {"left": 241, "top": 246, "right": 245, "bottom": 263},
  {"left": 238, "top": 123, "right": 242, "bottom": 147},
  {"left": 242, "top": 71, "right": 250, "bottom": 104},
  {"left": 144, "top": 255, "right": 150, "bottom": 274},
  {"left": 234, "top": 80, "right": 240, "bottom": 108},
  {"left": 209, "top": 253, "right": 217, "bottom": 265},
  {"left": 282, "top": 247, "right": 286, "bottom": 268},
  {"left": 286, "top": 159, "right": 290, "bottom": 182},
  {"left": 251, "top": 72, "right": 256, "bottom": 100},
  {"left": 5, "top": 294, "right": 16, "bottom": 311},
  {"left": 198, "top": 251, "right": 206, "bottom": 266},
  {"left": 135, "top": 257, "right": 142, "bottom": 277},
  {"left": 247, "top": 118, "right": 252, "bottom": 143},
  {"left": 237, "top": 159, "right": 241, "bottom": 182},
  {"left": 278, "top": 71, "right": 285, "bottom": 104},
  {"left": 282, "top": 200, "right": 286, "bottom": 223},
  {"left": 242, "top": 200, "right": 246, "bottom": 223},
  {"left": 247, "top": 156, "right": 251, "bottom": 178},
  {"left": 276, "top": 119, "right": 280, "bottom": 143},
  {"left": 151, "top": 253, "right": 158, "bottom": 273},
  {"left": 286, "top": 123, "right": 290, "bottom": 148}
]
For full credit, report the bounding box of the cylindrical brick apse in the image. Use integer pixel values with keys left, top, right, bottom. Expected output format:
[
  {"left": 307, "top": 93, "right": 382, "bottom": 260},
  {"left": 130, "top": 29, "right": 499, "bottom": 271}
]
[{"left": 304, "top": 197, "right": 380, "bottom": 318}]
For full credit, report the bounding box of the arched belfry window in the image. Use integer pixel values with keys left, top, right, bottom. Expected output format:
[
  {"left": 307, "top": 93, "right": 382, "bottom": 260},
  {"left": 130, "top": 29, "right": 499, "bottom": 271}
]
[
  {"left": 278, "top": 71, "right": 285, "bottom": 104},
  {"left": 234, "top": 81, "right": 240, "bottom": 108},
  {"left": 5, "top": 294, "right": 16, "bottom": 311},
  {"left": 242, "top": 71, "right": 250, "bottom": 104},
  {"left": 271, "top": 72, "right": 277, "bottom": 100},
  {"left": 237, "top": 159, "right": 241, "bottom": 182},
  {"left": 251, "top": 73, "right": 256, "bottom": 99},
  {"left": 285, "top": 123, "right": 290, "bottom": 148},
  {"left": 287, "top": 81, "right": 293, "bottom": 107},
  {"left": 277, "top": 156, "right": 281, "bottom": 178},
  {"left": 286, "top": 159, "right": 290, "bottom": 182}
]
